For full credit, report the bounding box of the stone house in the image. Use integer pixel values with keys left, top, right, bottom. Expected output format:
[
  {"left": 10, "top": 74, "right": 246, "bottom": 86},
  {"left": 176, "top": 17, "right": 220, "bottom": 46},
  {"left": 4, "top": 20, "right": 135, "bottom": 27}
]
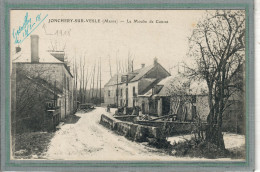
[
  {"left": 13, "top": 62, "right": 74, "bottom": 119},
  {"left": 12, "top": 70, "right": 63, "bottom": 132},
  {"left": 104, "top": 58, "right": 170, "bottom": 108},
  {"left": 11, "top": 35, "right": 74, "bottom": 132}
]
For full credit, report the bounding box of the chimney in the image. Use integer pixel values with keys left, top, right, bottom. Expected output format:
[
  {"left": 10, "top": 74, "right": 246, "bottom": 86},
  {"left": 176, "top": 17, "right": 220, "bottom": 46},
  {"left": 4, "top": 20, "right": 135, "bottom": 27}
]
[
  {"left": 15, "top": 46, "right": 21, "bottom": 53},
  {"left": 30, "top": 35, "right": 39, "bottom": 63},
  {"left": 141, "top": 63, "right": 145, "bottom": 68},
  {"left": 154, "top": 57, "right": 158, "bottom": 65}
]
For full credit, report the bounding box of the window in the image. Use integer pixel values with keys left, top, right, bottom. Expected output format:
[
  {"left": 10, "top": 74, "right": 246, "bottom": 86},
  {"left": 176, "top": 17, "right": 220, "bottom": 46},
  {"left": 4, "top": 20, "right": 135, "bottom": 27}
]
[
  {"left": 121, "top": 89, "right": 123, "bottom": 96},
  {"left": 133, "top": 86, "right": 136, "bottom": 96},
  {"left": 191, "top": 95, "right": 196, "bottom": 103},
  {"left": 192, "top": 105, "right": 197, "bottom": 119},
  {"left": 108, "top": 90, "right": 110, "bottom": 97},
  {"left": 67, "top": 77, "right": 69, "bottom": 90}
]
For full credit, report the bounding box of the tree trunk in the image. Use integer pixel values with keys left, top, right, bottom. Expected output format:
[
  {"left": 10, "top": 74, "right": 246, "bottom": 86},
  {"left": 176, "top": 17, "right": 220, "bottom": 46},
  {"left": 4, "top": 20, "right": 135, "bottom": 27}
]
[
  {"left": 205, "top": 124, "right": 225, "bottom": 149},
  {"left": 206, "top": 85, "right": 225, "bottom": 149}
]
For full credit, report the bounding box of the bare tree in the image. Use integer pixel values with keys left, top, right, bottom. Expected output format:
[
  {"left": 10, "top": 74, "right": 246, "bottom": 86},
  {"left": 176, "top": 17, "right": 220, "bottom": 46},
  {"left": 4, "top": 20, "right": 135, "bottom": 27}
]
[
  {"left": 79, "top": 55, "right": 82, "bottom": 103},
  {"left": 99, "top": 56, "right": 102, "bottom": 105},
  {"left": 108, "top": 55, "right": 112, "bottom": 78},
  {"left": 72, "top": 54, "right": 78, "bottom": 108},
  {"left": 116, "top": 54, "right": 119, "bottom": 107},
  {"left": 187, "top": 10, "right": 245, "bottom": 149},
  {"left": 96, "top": 58, "right": 100, "bottom": 98},
  {"left": 83, "top": 66, "right": 89, "bottom": 103},
  {"left": 88, "top": 65, "right": 94, "bottom": 99},
  {"left": 82, "top": 55, "right": 85, "bottom": 103},
  {"left": 166, "top": 77, "right": 192, "bottom": 120},
  {"left": 12, "top": 64, "right": 63, "bottom": 133},
  {"left": 91, "top": 61, "right": 96, "bottom": 98}
]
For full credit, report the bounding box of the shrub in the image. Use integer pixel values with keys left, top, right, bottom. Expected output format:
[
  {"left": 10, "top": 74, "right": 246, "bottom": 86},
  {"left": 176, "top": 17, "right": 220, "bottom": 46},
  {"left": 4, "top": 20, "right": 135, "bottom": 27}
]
[
  {"left": 148, "top": 138, "right": 172, "bottom": 149},
  {"left": 172, "top": 137, "right": 230, "bottom": 159}
]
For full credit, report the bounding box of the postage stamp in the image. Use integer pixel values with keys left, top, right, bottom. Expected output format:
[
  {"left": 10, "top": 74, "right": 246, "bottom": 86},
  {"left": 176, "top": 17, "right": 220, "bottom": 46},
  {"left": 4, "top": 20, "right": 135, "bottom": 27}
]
[{"left": 1, "top": 0, "right": 254, "bottom": 171}]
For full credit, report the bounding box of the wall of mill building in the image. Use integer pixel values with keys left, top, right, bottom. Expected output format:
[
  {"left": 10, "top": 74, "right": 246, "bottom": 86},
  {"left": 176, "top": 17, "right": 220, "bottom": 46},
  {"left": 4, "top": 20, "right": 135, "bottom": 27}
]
[{"left": 14, "top": 63, "right": 74, "bottom": 119}]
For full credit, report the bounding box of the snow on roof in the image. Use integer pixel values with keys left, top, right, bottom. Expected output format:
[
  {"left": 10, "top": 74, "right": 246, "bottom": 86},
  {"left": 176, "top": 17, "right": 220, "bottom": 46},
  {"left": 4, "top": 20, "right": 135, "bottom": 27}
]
[
  {"left": 138, "top": 88, "right": 153, "bottom": 97},
  {"left": 155, "top": 75, "right": 208, "bottom": 96},
  {"left": 157, "top": 75, "right": 175, "bottom": 86},
  {"left": 13, "top": 49, "right": 63, "bottom": 63},
  {"left": 12, "top": 35, "right": 64, "bottom": 64},
  {"left": 104, "top": 74, "right": 123, "bottom": 86}
]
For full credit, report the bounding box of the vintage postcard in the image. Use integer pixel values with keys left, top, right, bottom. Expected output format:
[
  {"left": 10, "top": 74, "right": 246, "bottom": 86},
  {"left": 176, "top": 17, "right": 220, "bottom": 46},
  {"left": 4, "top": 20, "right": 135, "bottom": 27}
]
[{"left": 1, "top": 1, "right": 254, "bottom": 171}]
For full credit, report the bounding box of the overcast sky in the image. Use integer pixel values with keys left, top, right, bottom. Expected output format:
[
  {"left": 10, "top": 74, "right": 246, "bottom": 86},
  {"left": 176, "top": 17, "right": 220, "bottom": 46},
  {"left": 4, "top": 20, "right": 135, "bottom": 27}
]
[{"left": 11, "top": 10, "right": 207, "bottom": 88}]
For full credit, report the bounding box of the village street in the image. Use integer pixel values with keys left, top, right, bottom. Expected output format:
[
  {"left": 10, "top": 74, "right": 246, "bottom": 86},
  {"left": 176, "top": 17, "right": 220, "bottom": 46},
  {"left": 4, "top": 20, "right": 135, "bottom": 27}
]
[
  {"left": 45, "top": 107, "right": 245, "bottom": 161},
  {"left": 45, "top": 107, "right": 175, "bottom": 161}
]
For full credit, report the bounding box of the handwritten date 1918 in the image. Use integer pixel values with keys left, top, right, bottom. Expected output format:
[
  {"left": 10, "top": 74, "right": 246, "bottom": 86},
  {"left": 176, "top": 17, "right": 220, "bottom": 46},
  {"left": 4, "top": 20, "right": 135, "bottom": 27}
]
[{"left": 12, "top": 12, "right": 48, "bottom": 44}]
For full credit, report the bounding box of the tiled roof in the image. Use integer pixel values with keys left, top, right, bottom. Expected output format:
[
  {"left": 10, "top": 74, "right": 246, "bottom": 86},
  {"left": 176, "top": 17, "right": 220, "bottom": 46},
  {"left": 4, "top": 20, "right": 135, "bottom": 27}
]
[
  {"left": 130, "top": 64, "right": 154, "bottom": 82},
  {"left": 105, "top": 64, "right": 155, "bottom": 86},
  {"left": 138, "top": 78, "right": 157, "bottom": 95},
  {"left": 104, "top": 74, "right": 123, "bottom": 86}
]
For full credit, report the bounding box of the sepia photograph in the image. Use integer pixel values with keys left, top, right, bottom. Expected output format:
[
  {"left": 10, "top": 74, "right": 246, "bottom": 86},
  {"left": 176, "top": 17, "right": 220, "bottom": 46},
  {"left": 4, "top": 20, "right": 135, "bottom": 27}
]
[{"left": 10, "top": 9, "right": 246, "bottom": 162}]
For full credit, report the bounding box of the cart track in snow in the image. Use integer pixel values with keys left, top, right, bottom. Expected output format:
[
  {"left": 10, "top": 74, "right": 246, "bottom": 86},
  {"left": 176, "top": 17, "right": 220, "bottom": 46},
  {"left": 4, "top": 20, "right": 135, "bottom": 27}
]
[{"left": 45, "top": 107, "right": 174, "bottom": 160}]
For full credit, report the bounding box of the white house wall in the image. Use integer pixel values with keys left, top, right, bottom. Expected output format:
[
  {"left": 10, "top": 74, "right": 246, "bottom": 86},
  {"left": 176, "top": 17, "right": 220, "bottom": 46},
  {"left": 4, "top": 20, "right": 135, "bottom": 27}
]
[
  {"left": 128, "top": 82, "right": 138, "bottom": 107},
  {"left": 104, "top": 85, "right": 117, "bottom": 105}
]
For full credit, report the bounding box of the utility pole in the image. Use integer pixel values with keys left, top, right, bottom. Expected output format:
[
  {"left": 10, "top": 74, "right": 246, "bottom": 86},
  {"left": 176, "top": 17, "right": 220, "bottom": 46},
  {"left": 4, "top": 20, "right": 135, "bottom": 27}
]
[
  {"left": 100, "top": 57, "right": 102, "bottom": 106},
  {"left": 125, "top": 75, "right": 128, "bottom": 107},
  {"left": 131, "top": 60, "right": 134, "bottom": 72},
  {"left": 116, "top": 55, "right": 119, "bottom": 108},
  {"left": 92, "top": 61, "right": 96, "bottom": 99},
  {"left": 96, "top": 58, "right": 99, "bottom": 98},
  {"left": 108, "top": 55, "right": 112, "bottom": 78}
]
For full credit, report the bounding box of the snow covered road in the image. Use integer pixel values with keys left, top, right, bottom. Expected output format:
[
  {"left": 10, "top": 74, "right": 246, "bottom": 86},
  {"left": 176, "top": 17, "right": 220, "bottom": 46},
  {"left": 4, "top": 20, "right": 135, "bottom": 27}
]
[
  {"left": 45, "top": 107, "right": 245, "bottom": 161},
  {"left": 45, "top": 107, "right": 174, "bottom": 161}
]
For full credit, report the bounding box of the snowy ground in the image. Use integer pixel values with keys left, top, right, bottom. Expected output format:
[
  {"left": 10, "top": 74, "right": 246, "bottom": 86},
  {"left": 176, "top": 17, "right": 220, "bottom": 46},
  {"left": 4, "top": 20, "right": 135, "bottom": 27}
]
[
  {"left": 45, "top": 107, "right": 245, "bottom": 161},
  {"left": 46, "top": 107, "right": 174, "bottom": 160},
  {"left": 167, "top": 133, "right": 245, "bottom": 150}
]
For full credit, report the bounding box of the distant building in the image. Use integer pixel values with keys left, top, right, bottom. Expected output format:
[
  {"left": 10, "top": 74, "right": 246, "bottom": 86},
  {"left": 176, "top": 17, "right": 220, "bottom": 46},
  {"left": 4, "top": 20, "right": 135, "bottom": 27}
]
[
  {"left": 104, "top": 58, "right": 170, "bottom": 108},
  {"left": 11, "top": 35, "right": 74, "bottom": 132}
]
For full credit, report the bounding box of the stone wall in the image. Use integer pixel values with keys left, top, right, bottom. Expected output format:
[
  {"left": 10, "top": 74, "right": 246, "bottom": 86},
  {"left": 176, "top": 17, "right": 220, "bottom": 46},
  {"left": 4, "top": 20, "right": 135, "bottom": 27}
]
[
  {"left": 13, "top": 72, "right": 59, "bottom": 133},
  {"left": 135, "top": 121, "right": 207, "bottom": 136},
  {"left": 15, "top": 63, "right": 74, "bottom": 119},
  {"left": 114, "top": 115, "right": 137, "bottom": 122},
  {"left": 100, "top": 114, "right": 164, "bottom": 142}
]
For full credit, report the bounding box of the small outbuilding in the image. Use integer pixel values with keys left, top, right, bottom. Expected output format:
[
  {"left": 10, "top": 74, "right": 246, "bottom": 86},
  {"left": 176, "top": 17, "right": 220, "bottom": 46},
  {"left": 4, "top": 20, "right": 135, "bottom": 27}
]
[{"left": 138, "top": 75, "right": 209, "bottom": 122}]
